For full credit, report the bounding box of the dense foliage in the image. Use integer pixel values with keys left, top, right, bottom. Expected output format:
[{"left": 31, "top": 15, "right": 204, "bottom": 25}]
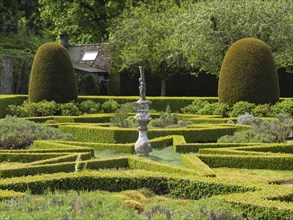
[
  {"left": 28, "top": 42, "right": 78, "bottom": 103},
  {"left": 218, "top": 114, "right": 293, "bottom": 143},
  {"left": 109, "top": 0, "right": 292, "bottom": 96},
  {"left": 173, "top": 0, "right": 292, "bottom": 74},
  {"left": 109, "top": 1, "right": 187, "bottom": 96},
  {"left": 38, "top": 0, "right": 142, "bottom": 43},
  {"left": 218, "top": 38, "right": 279, "bottom": 105},
  {"left": 1, "top": 1, "right": 292, "bottom": 96},
  {"left": 150, "top": 106, "right": 188, "bottom": 128},
  {"left": 0, "top": 116, "right": 73, "bottom": 149},
  {"left": 181, "top": 100, "right": 293, "bottom": 118},
  {"left": 8, "top": 99, "right": 120, "bottom": 117},
  {"left": 110, "top": 103, "right": 137, "bottom": 128}
]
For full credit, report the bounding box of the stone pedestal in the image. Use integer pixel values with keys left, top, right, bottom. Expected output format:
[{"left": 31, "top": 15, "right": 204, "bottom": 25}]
[{"left": 134, "top": 100, "right": 152, "bottom": 156}]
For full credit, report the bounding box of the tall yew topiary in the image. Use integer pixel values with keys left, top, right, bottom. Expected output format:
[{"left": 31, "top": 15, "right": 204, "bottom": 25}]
[
  {"left": 218, "top": 38, "right": 279, "bottom": 105},
  {"left": 29, "top": 42, "right": 78, "bottom": 103}
]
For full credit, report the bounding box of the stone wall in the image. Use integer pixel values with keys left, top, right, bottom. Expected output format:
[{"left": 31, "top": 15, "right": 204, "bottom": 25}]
[{"left": 0, "top": 56, "right": 32, "bottom": 94}]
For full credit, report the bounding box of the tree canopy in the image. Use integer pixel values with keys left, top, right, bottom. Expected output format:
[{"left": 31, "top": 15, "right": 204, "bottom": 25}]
[
  {"left": 173, "top": 0, "right": 293, "bottom": 75},
  {"left": 109, "top": 1, "right": 190, "bottom": 96},
  {"left": 108, "top": 0, "right": 292, "bottom": 95},
  {"left": 38, "top": 0, "right": 137, "bottom": 43},
  {"left": 0, "top": 0, "right": 292, "bottom": 95}
]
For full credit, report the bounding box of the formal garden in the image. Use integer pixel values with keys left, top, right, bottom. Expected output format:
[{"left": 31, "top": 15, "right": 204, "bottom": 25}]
[{"left": 0, "top": 0, "right": 293, "bottom": 220}]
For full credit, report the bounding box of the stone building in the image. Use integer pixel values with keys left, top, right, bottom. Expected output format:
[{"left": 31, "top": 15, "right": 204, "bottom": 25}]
[{"left": 60, "top": 32, "right": 112, "bottom": 95}]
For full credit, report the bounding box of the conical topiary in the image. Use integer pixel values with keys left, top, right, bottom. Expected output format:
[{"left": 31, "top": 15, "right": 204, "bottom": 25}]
[
  {"left": 29, "top": 42, "right": 78, "bottom": 103},
  {"left": 218, "top": 38, "right": 279, "bottom": 105}
]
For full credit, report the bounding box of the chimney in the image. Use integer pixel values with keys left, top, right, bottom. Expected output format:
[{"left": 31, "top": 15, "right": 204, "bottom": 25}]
[{"left": 59, "top": 31, "right": 70, "bottom": 48}]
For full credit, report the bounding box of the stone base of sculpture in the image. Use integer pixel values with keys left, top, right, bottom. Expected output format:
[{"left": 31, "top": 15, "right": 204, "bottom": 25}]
[{"left": 134, "top": 100, "right": 151, "bottom": 156}]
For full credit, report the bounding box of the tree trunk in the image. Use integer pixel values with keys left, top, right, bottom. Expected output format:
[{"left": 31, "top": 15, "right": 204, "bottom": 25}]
[{"left": 161, "top": 79, "right": 167, "bottom": 96}]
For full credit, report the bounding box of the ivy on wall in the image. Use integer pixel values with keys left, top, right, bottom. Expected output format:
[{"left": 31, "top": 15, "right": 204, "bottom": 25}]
[{"left": 0, "top": 55, "right": 33, "bottom": 94}]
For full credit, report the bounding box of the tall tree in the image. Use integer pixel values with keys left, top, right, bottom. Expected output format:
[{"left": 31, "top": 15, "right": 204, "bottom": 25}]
[
  {"left": 0, "top": 0, "right": 41, "bottom": 34},
  {"left": 17, "top": 0, "right": 42, "bottom": 34},
  {"left": 109, "top": 1, "right": 189, "bottom": 96},
  {"left": 38, "top": 0, "right": 136, "bottom": 43},
  {"left": 173, "top": 0, "right": 293, "bottom": 75},
  {"left": 0, "top": 0, "right": 22, "bottom": 34},
  {"left": 109, "top": 0, "right": 292, "bottom": 96}
]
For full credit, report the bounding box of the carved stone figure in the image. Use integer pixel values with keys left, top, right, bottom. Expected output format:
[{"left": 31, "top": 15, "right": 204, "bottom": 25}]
[{"left": 139, "top": 78, "right": 146, "bottom": 101}]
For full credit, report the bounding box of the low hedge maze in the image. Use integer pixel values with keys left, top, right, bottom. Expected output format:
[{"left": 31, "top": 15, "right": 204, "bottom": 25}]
[{"left": 0, "top": 95, "right": 292, "bottom": 219}]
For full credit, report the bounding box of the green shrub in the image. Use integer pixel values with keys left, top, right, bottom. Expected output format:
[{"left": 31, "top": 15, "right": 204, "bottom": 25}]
[
  {"left": 7, "top": 103, "right": 30, "bottom": 117},
  {"left": 78, "top": 100, "right": 101, "bottom": 114},
  {"left": 150, "top": 105, "right": 187, "bottom": 128},
  {"left": 213, "top": 103, "right": 230, "bottom": 117},
  {"left": 252, "top": 104, "right": 273, "bottom": 117},
  {"left": 110, "top": 102, "right": 137, "bottom": 128},
  {"left": 28, "top": 42, "right": 78, "bottom": 103},
  {"left": 197, "top": 103, "right": 217, "bottom": 115},
  {"left": 181, "top": 101, "right": 230, "bottom": 117},
  {"left": 236, "top": 113, "right": 255, "bottom": 125},
  {"left": 33, "top": 100, "right": 59, "bottom": 116},
  {"left": 110, "top": 110, "right": 137, "bottom": 128},
  {"left": 101, "top": 99, "right": 120, "bottom": 113},
  {"left": 272, "top": 100, "right": 293, "bottom": 116},
  {"left": 9, "top": 100, "right": 88, "bottom": 117},
  {"left": 218, "top": 38, "right": 279, "bottom": 105},
  {"left": 217, "top": 129, "right": 274, "bottom": 143},
  {"left": 229, "top": 101, "right": 256, "bottom": 117},
  {"left": 181, "top": 100, "right": 209, "bottom": 114},
  {"left": 219, "top": 115, "right": 293, "bottom": 143},
  {"left": 253, "top": 115, "right": 293, "bottom": 142},
  {"left": 0, "top": 116, "right": 74, "bottom": 149},
  {"left": 59, "top": 102, "right": 81, "bottom": 116},
  {"left": 119, "top": 102, "right": 136, "bottom": 112}
]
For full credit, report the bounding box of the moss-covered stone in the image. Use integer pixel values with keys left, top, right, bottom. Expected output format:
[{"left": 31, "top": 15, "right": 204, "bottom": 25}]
[
  {"left": 29, "top": 42, "right": 77, "bottom": 103},
  {"left": 218, "top": 38, "right": 279, "bottom": 105}
]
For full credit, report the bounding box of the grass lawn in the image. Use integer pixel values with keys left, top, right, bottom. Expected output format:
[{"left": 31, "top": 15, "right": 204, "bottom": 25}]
[{"left": 0, "top": 189, "right": 243, "bottom": 220}]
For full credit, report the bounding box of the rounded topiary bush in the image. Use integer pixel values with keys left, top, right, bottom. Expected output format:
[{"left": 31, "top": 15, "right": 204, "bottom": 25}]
[
  {"left": 29, "top": 42, "right": 78, "bottom": 103},
  {"left": 218, "top": 38, "right": 279, "bottom": 105}
]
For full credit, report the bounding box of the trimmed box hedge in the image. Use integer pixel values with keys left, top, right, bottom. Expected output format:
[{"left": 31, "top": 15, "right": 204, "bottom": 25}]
[
  {"left": 217, "top": 186, "right": 293, "bottom": 220},
  {"left": 0, "top": 170, "right": 290, "bottom": 218},
  {"left": 0, "top": 95, "right": 27, "bottom": 118},
  {"left": 198, "top": 148, "right": 274, "bottom": 156},
  {"left": 198, "top": 154, "right": 293, "bottom": 170},
  {"left": 238, "top": 143, "right": 293, "bottom": 154},
  {"left": 78, "top": 96, "right": 218, "bottom": 112},
  {"left": 198, "top": 143, "right": 293, "bottom": 155},
  {"left": 59, "top": 124, "right": 238, "bottom": 143},
  {"left": 175, "top": 143, "right": 256, "bottom": 153},
  {"left": 28, "top": 154, "right": 91, "bottom": 166},
  {"left": 128, "top": 156, "right": 201, "bottom": 176},
  {"left": 0, "top": 189, "right": 24, "bottom": 200},
  {"left": 57, "top": 141, "right": 134, "bottom": 153},
  {"left": 0, "top": 152, "right": 75, "bottom": 163},
  {"left": 181, "top": 154, "right": 216, "bottom": 177},
  {"left": 0, "top": 156, "right": 128, "bottom": 178},
  {"left": 31, "top": 141, "right": 95, "bottom": 156},
  {"left": 0, "top": 170, "right": 253, "bottom": 199}
]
